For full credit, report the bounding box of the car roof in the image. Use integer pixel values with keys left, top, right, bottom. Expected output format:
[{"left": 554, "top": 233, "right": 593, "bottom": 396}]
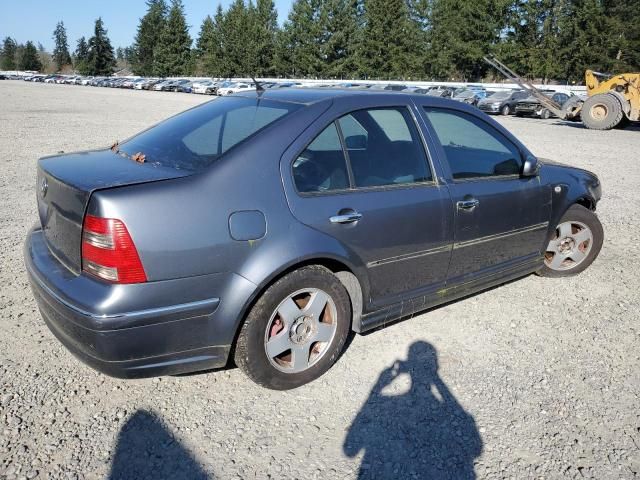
[{"left": 231, "top": 87, "right": 441, "bottom": 105}]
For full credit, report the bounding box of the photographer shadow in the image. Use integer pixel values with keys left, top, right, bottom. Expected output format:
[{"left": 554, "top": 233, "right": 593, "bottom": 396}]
[
  {"left": 108, "top": 409, "right": 210, "bottom": 480},
  {"left": 344, "top": 341, "right": 483, "bottom": 479}
]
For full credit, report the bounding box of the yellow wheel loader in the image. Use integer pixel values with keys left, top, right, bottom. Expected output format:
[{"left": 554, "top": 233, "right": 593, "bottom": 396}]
[{"left": 484, "top": 56, "right": 640, "bottom": 130}]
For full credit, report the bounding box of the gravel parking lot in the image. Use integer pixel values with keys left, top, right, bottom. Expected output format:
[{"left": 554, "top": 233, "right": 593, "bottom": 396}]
[{"left": 1, "top": 81, "right": 639, "bottom": 480}]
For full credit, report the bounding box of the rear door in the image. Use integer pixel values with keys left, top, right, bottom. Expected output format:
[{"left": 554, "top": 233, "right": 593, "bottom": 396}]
[
  {"left": 420, "top": 106, "right": 551, "bottom": 284},
  {"left": 281, "top": 97, "right": 453, "bottom": 308}
]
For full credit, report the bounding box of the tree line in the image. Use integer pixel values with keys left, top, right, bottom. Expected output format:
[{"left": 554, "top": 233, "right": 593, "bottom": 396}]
[{"left": 1, "top": 0, "right": 638, "bottom": 83}]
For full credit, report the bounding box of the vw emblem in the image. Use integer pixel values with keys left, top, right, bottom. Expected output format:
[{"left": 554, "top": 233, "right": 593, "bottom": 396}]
[{"left": 40, "top": 177, "right": 48, "bottom": 197}]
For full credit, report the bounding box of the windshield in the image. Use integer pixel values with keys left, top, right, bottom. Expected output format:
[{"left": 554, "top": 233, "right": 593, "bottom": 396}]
[
  {"left": 119, "top": 97, "right": 301, "bottom": 172},
  {"left": 457, "top": 90, "right": 475, "bottom": 98},
  {"left": 488, "top": 91, "right": 512, "bottom": 100}
]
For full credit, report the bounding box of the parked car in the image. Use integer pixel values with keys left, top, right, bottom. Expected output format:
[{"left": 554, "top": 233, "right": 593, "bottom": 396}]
[
  {"left": 453, "top": 89, "right": 485, "bottom": 106},
  {"left": 218, "top": 82, "right": 255, "bottom": 95},
  {"left": 136, "top": 78, "right": 162, "bottom": 90},
  {"left": 478, "top": 90, "right": 530, "bottom": 115},
  {"left": 191, "top": 79, "right": 216, "bottom": 94},
  {"left": 25, "top": 89, "right": 603, "bottom": 390},
  {"left": 515, "top": 92, "right": 572, "bottom": 119},
  {"left": 426, "top": 86, "right": 456, "bottom": 98}
]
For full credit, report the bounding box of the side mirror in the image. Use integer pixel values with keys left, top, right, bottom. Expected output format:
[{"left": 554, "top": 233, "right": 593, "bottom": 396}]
[
  {"left": 345, "top": 135, "right": 367, "bottom": 150},
  {"left": 522, "top": 155, "right": 540, "bottom": 177}
]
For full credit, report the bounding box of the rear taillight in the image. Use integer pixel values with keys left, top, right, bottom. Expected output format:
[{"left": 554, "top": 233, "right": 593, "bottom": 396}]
[{"left": 81, "top": 215, "right": 147, "bottom": 284}]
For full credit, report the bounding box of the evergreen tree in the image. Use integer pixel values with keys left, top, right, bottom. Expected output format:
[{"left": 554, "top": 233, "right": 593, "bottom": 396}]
[
  {"left": 154, "top": 0, "right": 192, "bottom": 76},
  {"left": 52, "top": 21, "right": 72, "bottom": 70},
  {"left": 1, "top": 37, "right": 17, "bottom": 70},
  {"left": 428, "top": 0, "right": 508, "bottom": 81},
  {"left": 255, "top": 0, "right": 279, "bottom": 75},
  {"left": 132, "top": 0, "right": 168, "bottom": 76},
  {"left": 20, "top": 41, "right": 42, "bottom": 71},
  {"left": 195, "top": 14, "right": 224, "bottom": 76},
  {"left": 604, "top": 0, "right": 640, "bottom": 71},
  {"left": 74, "top": 36, "right": 91, "bottom": 75},
  {"left": 87, "top": 17, "right": 116, "bottom": 75},
  {"left": 558, "top": 0, "right": 614, "bottom": 82},
  {"left": 319, "top": 0, "right": 360, "bottom": 78},
  {"left": 357, "top": 0, "right": 418, "bottom": 79},
  {"left": 280, "top": 0, "right": 324, "bottom": 77}
]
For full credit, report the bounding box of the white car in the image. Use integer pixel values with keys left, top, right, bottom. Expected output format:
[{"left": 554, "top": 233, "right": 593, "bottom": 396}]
[
  {"left": 192, "top": 80, "right": 216, "bottom": 94},
  {"left": 80, "top": 77, "right": 94, "bottom": 86},
  {"left": 218, "top": 82, "right": 255, "bottom": 95}
]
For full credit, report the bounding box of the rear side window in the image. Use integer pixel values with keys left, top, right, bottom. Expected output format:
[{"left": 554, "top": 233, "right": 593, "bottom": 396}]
[
  {"left": 423, "top": 108, "right": 522, "bottom": 180},
  {"left": 338, "top": 108, "right": 432, "bottom": 188},
  {"left": 293, "top": 123, "right": 349, "bottom": 193},
  {"left": 120, "top": 97, "right": 300, "bottom": 172}
]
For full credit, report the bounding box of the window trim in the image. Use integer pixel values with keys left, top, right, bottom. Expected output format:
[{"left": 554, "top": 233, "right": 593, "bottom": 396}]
[
  {"left": 422, "top": 106, "right": 525, "bottom": 183},
  {"left": 291, "top": 105, "right": 437, "bottom": 197}
]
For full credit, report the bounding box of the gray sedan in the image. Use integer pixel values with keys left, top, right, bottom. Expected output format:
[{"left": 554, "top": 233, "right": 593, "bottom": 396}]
[{"left": 25, "top": 89, "right": 604, "bottom": 389}]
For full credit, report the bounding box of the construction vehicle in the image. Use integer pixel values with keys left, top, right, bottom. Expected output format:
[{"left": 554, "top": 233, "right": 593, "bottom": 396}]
[{"left": 484, "top": 56, "right": 640, "bottom": 130}]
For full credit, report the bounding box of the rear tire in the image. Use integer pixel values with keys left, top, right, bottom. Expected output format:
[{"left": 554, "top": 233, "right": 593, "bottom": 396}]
[
  {"left": 581, "top": 94, "right": 624, "bottom": 130},
  {"left": 234, "top": 266, "right": 351, "bottom": 390},
  {"left": 537, "top": 204, "right": 603, "bottom": 278}
]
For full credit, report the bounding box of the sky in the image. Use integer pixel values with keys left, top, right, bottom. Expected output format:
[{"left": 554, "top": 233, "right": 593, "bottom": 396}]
[{"left": 0, "top": 0, "right": 293, "bottom": 51}]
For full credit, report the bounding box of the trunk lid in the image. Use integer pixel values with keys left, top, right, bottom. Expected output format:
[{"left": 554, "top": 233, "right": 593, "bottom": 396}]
[{"left": 37, "top": 149, "right": 192, "bottom": 274}]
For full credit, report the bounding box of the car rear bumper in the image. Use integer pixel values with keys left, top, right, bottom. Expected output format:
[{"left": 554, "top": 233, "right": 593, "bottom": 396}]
[{"left": 25, "top": 228, "right": 256, "bottom": 378}]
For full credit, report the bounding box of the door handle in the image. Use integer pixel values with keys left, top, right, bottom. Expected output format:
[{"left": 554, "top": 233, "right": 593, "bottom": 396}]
[
  {"left": 456, "top": 199, "right": 480, "bottom": 211},
  {"left": 330, "top": 211, "right": 363, "bottom": 224}
]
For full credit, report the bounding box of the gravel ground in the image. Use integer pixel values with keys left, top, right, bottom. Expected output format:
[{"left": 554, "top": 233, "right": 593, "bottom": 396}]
[{"left": 1, "top": 81, "right": 639, "bottom": 480}]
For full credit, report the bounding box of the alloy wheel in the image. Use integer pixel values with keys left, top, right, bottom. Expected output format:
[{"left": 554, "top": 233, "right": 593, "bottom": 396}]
[
  {"left": 544, "top": 221, "right": 593, "bottom": 271},
  {"left": 264, "top": 288, "right": 337, "bottom": 373}
]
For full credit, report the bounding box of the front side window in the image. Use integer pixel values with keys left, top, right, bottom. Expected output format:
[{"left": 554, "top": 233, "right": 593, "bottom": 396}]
[{"left": 423, "top": 108, "right": 523, "bottom": 180}]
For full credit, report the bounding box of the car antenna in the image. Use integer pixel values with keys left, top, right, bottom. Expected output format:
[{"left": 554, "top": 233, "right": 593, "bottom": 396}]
[{"left": 251, "top": 76, "right": 265, "bottom": 95}]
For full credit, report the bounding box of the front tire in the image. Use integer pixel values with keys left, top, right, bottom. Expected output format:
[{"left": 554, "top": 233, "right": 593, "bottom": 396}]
[
  {"left": 234, "top": 266, "right": 351, "bottom": 390},
  {"left": 537, "top": 204, "right": 603, "bottom": 278},
  {"left": 582, "top": 94, "right": 624, "bottom": 130},
  {"left": 501, "top": 104, "right": 511, "bottom": 116}
]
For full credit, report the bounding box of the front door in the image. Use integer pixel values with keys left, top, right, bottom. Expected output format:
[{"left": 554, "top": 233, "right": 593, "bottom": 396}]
[
  {"left": 421, "top": 107, "right": 551, "bottom": 283},
  {"left": 282, "top": 102, "right": 454, "bottom": 308}
]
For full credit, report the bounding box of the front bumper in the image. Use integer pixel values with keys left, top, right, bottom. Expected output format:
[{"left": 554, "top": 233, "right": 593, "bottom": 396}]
[
  {"left": 25, "top": 228, "right": 255, "bottom": 378},
  {"left": 479, "top": 104, "right": 501, "bottom": 113}
]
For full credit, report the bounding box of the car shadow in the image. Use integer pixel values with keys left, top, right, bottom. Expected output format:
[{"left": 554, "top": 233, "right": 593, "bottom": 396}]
[
  {"left": 343, "top": 341, "right": 482, "bottom": 479},
  {"left": 108, "top": 409, "right": 211, "bottom": 480}
]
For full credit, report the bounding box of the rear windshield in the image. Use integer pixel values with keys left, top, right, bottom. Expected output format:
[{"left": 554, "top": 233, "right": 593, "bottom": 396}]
[{"left": 119, "top": 96, "right": 301, "bottom": 171}]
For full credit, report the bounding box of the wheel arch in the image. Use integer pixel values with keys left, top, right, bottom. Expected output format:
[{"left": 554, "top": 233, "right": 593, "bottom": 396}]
[{"left": 230, "top": 256, "right": 366, "bottom": 355}]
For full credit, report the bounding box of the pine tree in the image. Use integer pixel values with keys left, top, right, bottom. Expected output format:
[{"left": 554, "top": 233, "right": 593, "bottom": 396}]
[
  {"left": 280, "top": 0, "right": 324, "bottom": 77},
  {"left": 220, "top": 0, "right": 252, "bottom": 77},
  {"left": 132, "top": 0, "right": 168, "bottom": 76},
  {"left": 604, "top": 0, "right": 640, "bottom": 71},
  {"left": 357, "top": 0, "right": 419, "bottom": 79},
  {"left": 52, "top": 21, "right": 72, "bottom": 71},
  {"left": 1, "top": 37, "right": 18, "bottom": 70},
  {"left": 87, "top": 17, "right": 116, "bottom": 75},
  {"left": 428, "top": 0, "right": 508, "bottom": 81},
  {"left": 20, "top": 41, "right": 42, "bottom": 71},
  {"left": 74, "top": 36, "right": 91, "bottom": 75},
  {"left": 154, "top": 0, "right": 192, "bottom": 76},
  {"left": 196, "top": 15, "right": 216, "bottom": 74},
  {"left": 319, "top": 0, "right": 360, "bottom": 78},
  {"left": 255, "top": 0, "right": 279, "bottom": 75}
]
